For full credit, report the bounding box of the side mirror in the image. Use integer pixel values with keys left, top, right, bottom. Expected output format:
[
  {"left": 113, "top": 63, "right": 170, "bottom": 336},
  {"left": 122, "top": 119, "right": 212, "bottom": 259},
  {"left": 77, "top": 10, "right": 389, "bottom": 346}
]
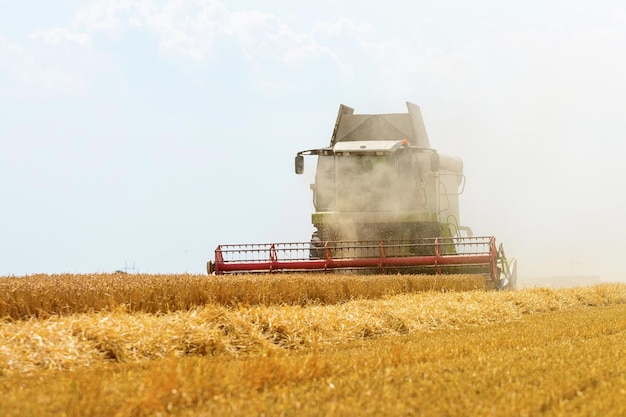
[{"left": 295, "top": 155, "right": 304, "bottom": 174}]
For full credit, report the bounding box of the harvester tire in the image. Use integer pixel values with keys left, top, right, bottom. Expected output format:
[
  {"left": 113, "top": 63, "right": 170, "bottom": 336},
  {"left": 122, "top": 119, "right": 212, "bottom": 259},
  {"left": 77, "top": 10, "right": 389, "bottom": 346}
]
[{"left": 309, "top": 230, "right": 324, "bottom": 259}]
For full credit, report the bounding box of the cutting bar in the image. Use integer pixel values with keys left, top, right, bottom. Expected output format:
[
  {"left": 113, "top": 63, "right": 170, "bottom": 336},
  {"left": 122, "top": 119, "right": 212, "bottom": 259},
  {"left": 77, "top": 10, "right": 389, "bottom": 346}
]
[{"left": 208, "top": 236, "right": 499, "bottom": 279}]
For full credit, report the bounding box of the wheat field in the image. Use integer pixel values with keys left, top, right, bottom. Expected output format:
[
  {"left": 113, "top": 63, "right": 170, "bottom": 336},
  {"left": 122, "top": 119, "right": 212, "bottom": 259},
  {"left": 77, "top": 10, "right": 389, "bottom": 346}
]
[
  {"left": 0, "top": 273, "right": 486, "bottom": 318},
  {"left": 1, "top": 273, "right": 626, "bottom": 416}
]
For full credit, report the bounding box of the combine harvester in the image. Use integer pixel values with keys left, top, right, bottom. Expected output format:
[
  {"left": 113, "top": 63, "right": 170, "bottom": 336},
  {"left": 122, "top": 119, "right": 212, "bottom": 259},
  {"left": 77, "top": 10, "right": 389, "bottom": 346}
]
[{"left": 208, "top": 102, "right": 517, "bottom": 290}]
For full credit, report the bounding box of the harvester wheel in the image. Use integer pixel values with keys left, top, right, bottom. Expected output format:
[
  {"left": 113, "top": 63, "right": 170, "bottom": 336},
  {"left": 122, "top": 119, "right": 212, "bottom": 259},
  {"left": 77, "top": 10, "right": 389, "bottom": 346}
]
[
  {"left": 498, "top": 258, "right": 517, "bottom": 290},
  {"left": 309, "top": 230, "right": 324, "bottom": 259},
  {"left": 492, "top": 243, "right": 516, "bottom": 290},
  {"left": 207, "top": 260, "right": 215, "bottom": 275},
  {"left": 505, "top": 258, "right": 518, "bottom": 290}
]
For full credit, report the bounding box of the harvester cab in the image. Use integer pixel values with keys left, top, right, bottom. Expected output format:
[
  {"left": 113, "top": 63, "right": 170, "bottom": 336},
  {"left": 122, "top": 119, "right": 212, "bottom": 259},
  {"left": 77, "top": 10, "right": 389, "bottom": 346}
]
[
  {"left": 208, "top": 102, "right": 517, "bottom": 290},
  {"left": 295, "top": 102, "right": 468, "bottom": 243}
]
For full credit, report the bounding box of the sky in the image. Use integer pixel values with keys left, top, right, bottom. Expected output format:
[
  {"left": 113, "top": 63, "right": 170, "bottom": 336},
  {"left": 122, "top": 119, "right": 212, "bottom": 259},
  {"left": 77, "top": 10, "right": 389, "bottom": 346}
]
[{"left": 2, "top": 1, "right": 626, "bottom": 282}]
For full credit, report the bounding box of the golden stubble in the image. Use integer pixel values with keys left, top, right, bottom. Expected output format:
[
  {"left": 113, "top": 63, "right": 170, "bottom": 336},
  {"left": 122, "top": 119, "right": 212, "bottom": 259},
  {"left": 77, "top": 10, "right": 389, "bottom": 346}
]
[{"left": 1, "top": 276, "right": 625, "bottom": 375}]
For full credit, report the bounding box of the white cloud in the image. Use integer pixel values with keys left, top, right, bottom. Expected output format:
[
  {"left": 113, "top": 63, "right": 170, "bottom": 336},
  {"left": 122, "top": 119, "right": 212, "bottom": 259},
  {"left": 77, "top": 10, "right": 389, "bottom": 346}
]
[
  {"left": 314, "top": 16, "right": 376, "bottom": 38},
  {"left": 66, "top": 0, "right": 350, "bottom": 91},
  {"left": 72, "top": 0, "right": 309, "bottom": 63},
  {"left": 0, "top": 33, "right": 87, "bottom": 95},
  {"left": 282, "top": 42, "right": 334, "bottom": 65},
  {"left": 72, "top": 0, "right": 139, "bottom": 35},
  {"left": 1, "top": 2, "right": 414, "bottom": 96},
  {"left": 0, "top": 36, "right": 23, "bottom": 71},
  {"left": 142, "top": 0, "right": 229, "bottom": 61},
  {"left": 5, "top": 2, "right": 626, "bottom": 108},
  {"left": 28, "top": 27, "right": 91, "bottom": 45}
]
